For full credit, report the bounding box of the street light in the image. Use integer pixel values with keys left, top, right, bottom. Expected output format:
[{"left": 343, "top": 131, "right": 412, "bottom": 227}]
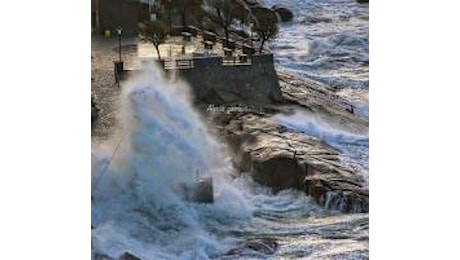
[
  {"left": 114, "top": 26, "right": 123, "bottom": 85},
  {"left": 116, "top": 26, "right": 123, "bottom": 62},
  {"left": 249, "top": 21, "right": 254, "bottom": 48}
]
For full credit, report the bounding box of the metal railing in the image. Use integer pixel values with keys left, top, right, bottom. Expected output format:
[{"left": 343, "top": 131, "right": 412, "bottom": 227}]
[
  {"left": 222, "top": 55, "right": 252, "bottom": 66},
  {"left": 163, "top": 58, "right": 194, "bottom": 69}
]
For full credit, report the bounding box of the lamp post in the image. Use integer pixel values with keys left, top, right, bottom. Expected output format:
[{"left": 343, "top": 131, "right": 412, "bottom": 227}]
[
  {"left": 114, "top": 26, "right": 123, "bottom": 85},
  {"left": 116, "top": 26, "right": 123, "bottom": 62},
  {"left": 249, "top": 21, "right": 254, "bottom": 48}
]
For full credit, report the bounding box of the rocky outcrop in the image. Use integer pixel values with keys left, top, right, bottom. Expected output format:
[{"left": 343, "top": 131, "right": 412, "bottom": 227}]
[
  {"left": 277, "top": 71, "right": 368, "bottom": 134},
  {"left": 213, "top": 71, "right": 368, "bottom": 213},
  {"left": 356, "top": 0, "right": 369, "bottom": 3},
  {"left": 222, "top": 112, "right": 368, "bottom": 213},
  {"left": 272, "top": 5, "right": 294, "bottom": 22}
]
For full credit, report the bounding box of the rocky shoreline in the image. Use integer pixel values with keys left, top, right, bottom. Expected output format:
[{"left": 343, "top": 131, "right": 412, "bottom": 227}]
[
  {"left": 91, "top": 67, "right": 368, "bottom": 213},
  {"left": 206, "top": 71, "right": 368, "bottom": 213}
]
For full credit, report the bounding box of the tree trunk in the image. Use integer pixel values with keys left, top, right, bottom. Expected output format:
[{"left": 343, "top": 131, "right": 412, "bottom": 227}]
[
  {"left": 155, "top": 45, "right": 162, "bottom": 60},
  {"left": 259, "top": 38, "right": 266, "bottom": 53},
  {"left": 224, "top": 27, "right": 229, "bottom": 46}
]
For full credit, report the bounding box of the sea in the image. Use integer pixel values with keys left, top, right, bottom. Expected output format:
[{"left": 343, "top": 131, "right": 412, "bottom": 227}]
[{"left": 91, "top": 0, "right": 369, "bottom": 259}]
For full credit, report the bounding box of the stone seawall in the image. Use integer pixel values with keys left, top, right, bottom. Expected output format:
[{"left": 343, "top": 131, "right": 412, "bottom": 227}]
[
  {"left": 177, "top": 54, "right": 283, "bottom": 105},
  {"left": 125, "top": 54, "right": 283, "bottom": 105}
]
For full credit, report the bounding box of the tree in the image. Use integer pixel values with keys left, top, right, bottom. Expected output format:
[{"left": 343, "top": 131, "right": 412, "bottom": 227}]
[
  {"left": 209, "top": 0, "right": 249, "bottom": 46},
  {"left": 139, "top": 21, "right": 169, "bottom": 60},
  {"left": 253, "top": 7, "right": 279, "bottom": 53}
]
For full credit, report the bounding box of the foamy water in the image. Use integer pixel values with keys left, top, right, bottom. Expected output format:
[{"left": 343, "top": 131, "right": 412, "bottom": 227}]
[
  {"left": 275, "top": 109, "right": 369, "bottom": 185},
  {"left": 263, "top": 0, "right": 369, "bottom": 112},
  {"left": 91, "top": 63, "right": 254, "bottom": 258}
]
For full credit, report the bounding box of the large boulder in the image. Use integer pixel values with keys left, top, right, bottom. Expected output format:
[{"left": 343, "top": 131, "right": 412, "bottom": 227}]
[
  {"left": 223, "top": 113, "right": 368, "bottom": 213},
  {"left": 223, "top": 114, "right": 360, "bottom": 191},
  {"left": 271, "top": 5, "right": 294, "bottom": 22}
]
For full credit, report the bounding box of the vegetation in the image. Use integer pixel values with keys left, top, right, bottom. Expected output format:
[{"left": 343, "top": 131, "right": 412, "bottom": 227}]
[
  {"left": 138, "top": 20, "right": 169, "bottom": 60},
  {"left": 252, "top": 7, "right": 279, "bottom": 53},
  {"left": 142, "top": 1, "right": 280, "bottom": 56},
  {"left": 157, "top": 0, "right": 203, "bottom": 32},
  {"left": 209, "top": 0, "right": 249, "bottom": 45}
]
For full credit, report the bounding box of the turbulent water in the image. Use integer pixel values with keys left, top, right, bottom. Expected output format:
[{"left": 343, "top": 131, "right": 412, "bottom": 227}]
[
  {"left": 263, "top": 0, "right": 369, "bottom": 107},
  {"left": 265, "top": 0, "right": 369, "bottom": 186},
  {"left": 92, "top": 0, "right": 369, "bottom": 259}
]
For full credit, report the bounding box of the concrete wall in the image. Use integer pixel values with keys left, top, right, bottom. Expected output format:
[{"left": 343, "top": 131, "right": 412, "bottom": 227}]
[{"left": 175, "top": 54, "right": 283, "bottom": 105}]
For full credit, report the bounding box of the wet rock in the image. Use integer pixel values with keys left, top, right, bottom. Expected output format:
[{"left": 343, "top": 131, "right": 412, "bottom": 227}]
[
  {"left": 118, "top": 252, "right": 141, "bottom": 260},
  {"left": 272, "top": 5, "right": 294, "bottom": 22},
  {"left": 304, "top": 175, "right": 369, "bottom": 213},
  {"left": 224, "top": 113, "right": 357, "bottom": 193},
  {"left": 226, "top": 238, "right": 278, "bottom": 256},
  {"left": 356, "top": 0, "right": 369, "bottom": 3},
  {"left": 277, "top": 71, "right": 368, "bottom": 133},
  {"left": 251, "top": 156, "right": 305, "bottom": 191},
  {"left": 217, "top": 71, "right": 368, "bottom": 212}
]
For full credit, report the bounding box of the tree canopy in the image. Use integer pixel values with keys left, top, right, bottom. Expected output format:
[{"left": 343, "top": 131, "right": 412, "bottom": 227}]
[
  {"left": 138, "top": 20, "right": 169, "bottom": 60},
  {"left": 252, "top": 7, "right": 279, "bottom": 53},
  {"left": 209, "top": 0, "right": 249, "bottom": 45}
]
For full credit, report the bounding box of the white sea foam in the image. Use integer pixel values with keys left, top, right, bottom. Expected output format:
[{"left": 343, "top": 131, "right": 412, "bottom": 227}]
[{"left": 91, "top": 62, "right": 252, "bottom": 259}]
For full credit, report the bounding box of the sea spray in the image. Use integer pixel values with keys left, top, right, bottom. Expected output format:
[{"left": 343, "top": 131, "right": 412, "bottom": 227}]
[{"left": 91, "top": 61, "right": 252, "bottom": 259}]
